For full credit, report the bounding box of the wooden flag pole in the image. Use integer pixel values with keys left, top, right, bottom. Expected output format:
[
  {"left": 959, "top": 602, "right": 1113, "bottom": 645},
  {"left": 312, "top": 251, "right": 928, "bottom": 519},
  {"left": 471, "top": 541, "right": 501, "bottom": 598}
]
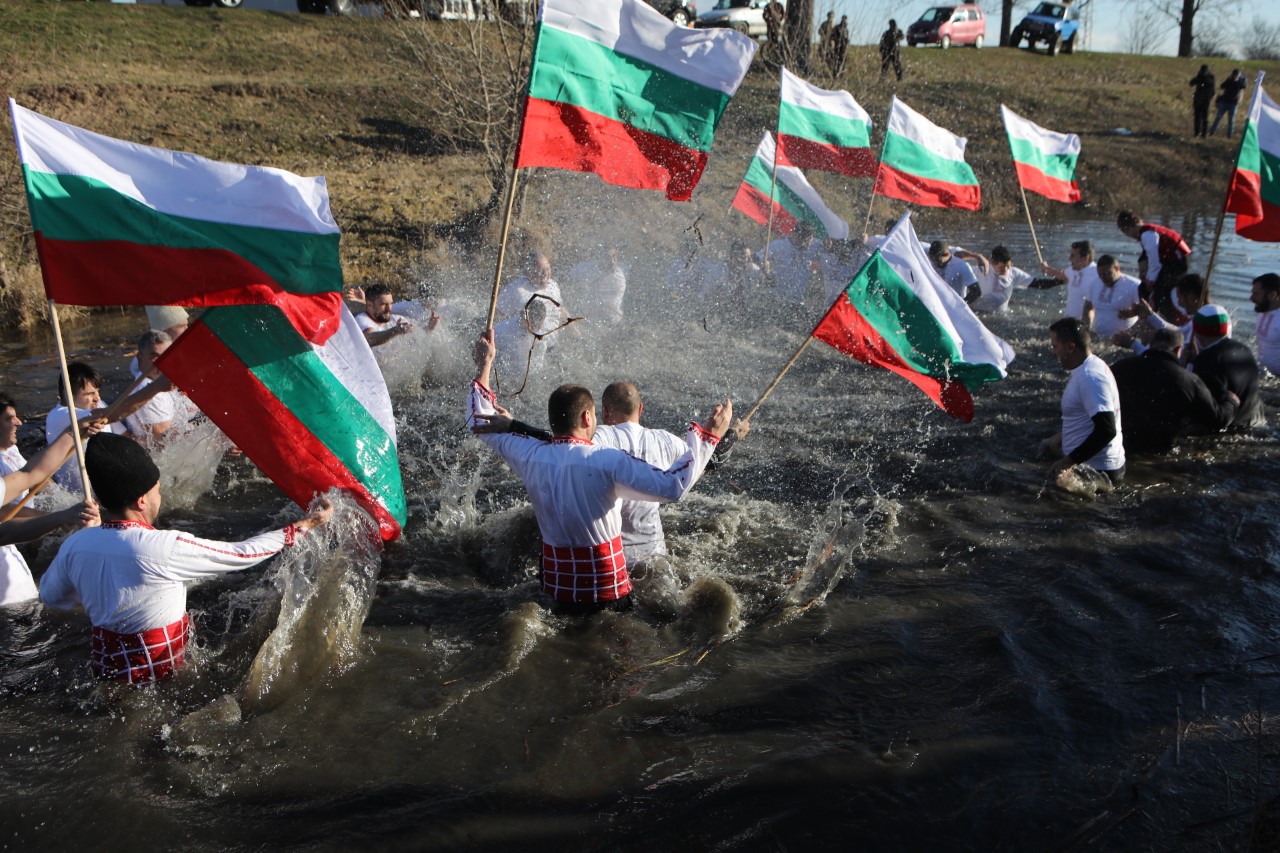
[
  {"left": 744, "top": 334, "right": 815, "bottom": 422},
  {"left": 1203, "top": 71, "right": 1263, "bottom": 299},
  {"left": 861, "top": 126, "right": 890, "bottom": 239},
  {"left": 761, "top": 101, "right": 784, "bottom": 279},
  {"left": 486, "top": 166, "right": 522, "bottom": 330},
  {"left": 46, "top": 300, "right": 91, "bottom": 502},
  {"left": 1018, "top": 182, "right": 1045, "bottom": 267}
]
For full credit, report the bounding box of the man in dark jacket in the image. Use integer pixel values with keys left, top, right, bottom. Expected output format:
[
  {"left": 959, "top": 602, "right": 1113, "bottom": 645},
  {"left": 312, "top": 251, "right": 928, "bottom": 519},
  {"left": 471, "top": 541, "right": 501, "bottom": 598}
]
[
  {"left": 1189, "top": 64, "right": 1215, "bottom": 138},
  {"left": 1111, "top": 329, "right": 1236, "bottom": 454},
  {"left": 1189, "top": 304, "right": 1265, "bottom": 430},
  {"left": 1210, "top": 69, "right": 1248, "bottom": 137}
]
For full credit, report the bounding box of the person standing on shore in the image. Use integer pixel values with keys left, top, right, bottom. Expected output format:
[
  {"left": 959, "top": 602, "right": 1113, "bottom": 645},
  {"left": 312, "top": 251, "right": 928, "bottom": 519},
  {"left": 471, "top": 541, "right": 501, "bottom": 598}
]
[
  {"left": 1210, "top": 69, "right": 1248, "bottom": 137},
  {"left": 831, "top": 15, "right": 850, "bottom": 77},
  {"left": 879, "top": 19, "right": 904, "bottom": 82},
  {"left": 1189, "top": 64, "right": 1215, "bottom": 139}
]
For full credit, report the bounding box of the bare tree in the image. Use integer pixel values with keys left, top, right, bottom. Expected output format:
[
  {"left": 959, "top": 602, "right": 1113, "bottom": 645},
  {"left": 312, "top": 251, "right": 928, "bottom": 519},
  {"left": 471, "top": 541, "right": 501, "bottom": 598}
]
[
  {"left": 1125, "top": 0, "right": 1241, "bottom": 58},
  {"left": 784, "top": 0, "right": 815, "bottom": 75},
  {"left": 1241, "top": 17, "right": 1280, "bottom": 60},
  {"left": 1125, "top": 11, "right": 1170, "bottom": 55},
  {"left": 1000, "top": 0, "right": 1019, "bottom": 47},
  {"left": 1192, "top": 17, "right": 1232, "bottom": 56}
]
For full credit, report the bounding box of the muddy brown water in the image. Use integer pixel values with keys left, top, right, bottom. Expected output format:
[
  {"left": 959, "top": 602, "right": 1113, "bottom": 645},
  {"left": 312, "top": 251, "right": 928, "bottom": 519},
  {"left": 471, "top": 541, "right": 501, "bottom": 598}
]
[{"left": 1, "top": 213, "right": 1279, "bottom": 850}]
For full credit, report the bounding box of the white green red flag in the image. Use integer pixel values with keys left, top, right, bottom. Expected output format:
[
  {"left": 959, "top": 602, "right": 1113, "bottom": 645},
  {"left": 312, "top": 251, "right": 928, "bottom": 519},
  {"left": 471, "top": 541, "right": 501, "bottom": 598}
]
[
  {"left": 776, "top": 67, "right": 875, "bottom": 178},
  {"left": 874, "top": 97, "right": 981, "bottom": 211},
  {"left": 732, "top": 132, "right": 849, "bottom": 239},
  {"left": 515, "top": 0, "right": 756, "bottom": 201},
  {"left": 158, "top": 304, "right": 407, "bottom": 540},
  {"left": 1225, "top": 74, "right": 1280, "bottom": 242},
  {"left": 1000, "top": 104, "right": 1080, "bottom": 204},
  {"left": 812, "top": 213, "right": 1012, "bottom": 421},
  {"left": 8, "top": 100, "right": 343, "bottom": 344}
]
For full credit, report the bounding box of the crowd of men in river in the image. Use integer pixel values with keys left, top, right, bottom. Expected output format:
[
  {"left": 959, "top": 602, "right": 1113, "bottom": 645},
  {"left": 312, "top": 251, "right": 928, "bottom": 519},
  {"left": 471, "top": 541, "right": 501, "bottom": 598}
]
[{"left": 1, "top": 208, "right": 1276, "bottom": 685}]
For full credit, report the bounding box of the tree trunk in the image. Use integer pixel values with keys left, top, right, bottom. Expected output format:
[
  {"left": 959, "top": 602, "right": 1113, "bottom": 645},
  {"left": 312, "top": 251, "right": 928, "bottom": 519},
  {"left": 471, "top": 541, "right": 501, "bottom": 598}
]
[
  {"left": 785, "top": 0, "right": 814, "bottom": 75},
  {"left": 1000, "top": 0, "right": 1015, "bottom": 46},
  {"left": 1177, "top": 0, "right": 1195, "bottom": 56}
]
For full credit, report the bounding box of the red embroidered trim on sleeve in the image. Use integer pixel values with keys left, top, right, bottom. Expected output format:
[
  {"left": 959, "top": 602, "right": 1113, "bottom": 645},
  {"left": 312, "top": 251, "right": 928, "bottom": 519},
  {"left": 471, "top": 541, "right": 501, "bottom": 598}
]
[
  {"left": 284, "top": 524, "right": 299, "bottom": 547},
  {"left": 472, "top": 380, "right": 497, "bottom": 403},
  {"left": 688, "top": 421, "right": 720, "bottom": 445}
]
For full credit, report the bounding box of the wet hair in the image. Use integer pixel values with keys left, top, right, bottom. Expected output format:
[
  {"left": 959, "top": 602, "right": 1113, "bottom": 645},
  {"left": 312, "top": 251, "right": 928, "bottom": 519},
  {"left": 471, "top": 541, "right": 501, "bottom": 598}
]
[
  {"left": 1070, "top": 239, "right": 1094, "bottom": 259},
  {"left": 1255, "top": 272, "right": 1280, "bottom": 297},
  {"left": 1050, "top": 316, "right": 1091, "bottom": 353},
  {"left": 792, "top": 221, "right": 816, "bottom": 241},
  {"left": 1150, "top": 328, "right": 1183, "bottom": 353},
  {"left": 1096, "top": 254, "right": 1119, "bottom": 271},
  {"left": 1176, "top": 273, "right": 1206, "bottom": 296},
  {"left": 365, "top": 283, "right": 393, "bottom": 302},
  {"left": 136, "top": 330, "right": 171, "bottom": 354},
  {"left": 928, "top": 240, "right": 949, "bottom": 259},
  {"left": 601, "top": 381, "right": 641, "bottom": 419},
  {"left": 990, "top": 246, "right": 1012, "bottom": 264},
  {"left": 0, "top": 393, "right": 16, "bottom": 414},
  {"left": 1116, "top": 210, "right": 1141, "bottom": 229},
  {"left": 57, "top": 362, "right": 102, "bottom": 405},
  {"left": 548, "top": 384, "right": 593, "bottom": 435},
  {"left": 523, "top": 251, "right": 549, "bottom": 273}
]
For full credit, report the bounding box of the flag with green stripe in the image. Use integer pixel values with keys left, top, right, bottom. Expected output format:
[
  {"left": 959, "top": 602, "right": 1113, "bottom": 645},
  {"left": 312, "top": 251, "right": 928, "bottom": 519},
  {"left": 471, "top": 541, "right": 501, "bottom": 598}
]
[
  {"left": 732, "top": 132, "right": 848, "bottom": 239},
  {"left": 874, "top": 97, "right": 980, "bottom": 211},
  {"left": 1226, "top": 74, "right": 1280, "bottom": 242},
  {"left": 1000, "top": 104, "right": 1080, "bottom": 204}
]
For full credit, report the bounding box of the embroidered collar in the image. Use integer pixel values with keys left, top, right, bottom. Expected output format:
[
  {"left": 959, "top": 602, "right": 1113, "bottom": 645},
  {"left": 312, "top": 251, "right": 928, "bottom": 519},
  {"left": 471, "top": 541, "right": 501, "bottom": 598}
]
[
  {"left": 551, "top": 435, "right": 593, "bottom": 446},
  {"left": 102, "top": 519, "right": 155, "bottom": 531}
]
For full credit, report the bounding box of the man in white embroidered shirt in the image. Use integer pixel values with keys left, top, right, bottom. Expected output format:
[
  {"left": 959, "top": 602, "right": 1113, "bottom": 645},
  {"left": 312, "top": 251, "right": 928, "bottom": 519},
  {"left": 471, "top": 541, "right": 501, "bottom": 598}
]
[
  {"left": 40, "top": 433, "right": 333, "bottom": 685},
  {"left": 467, "top": 330, "right": 732, "bottom": 615}
]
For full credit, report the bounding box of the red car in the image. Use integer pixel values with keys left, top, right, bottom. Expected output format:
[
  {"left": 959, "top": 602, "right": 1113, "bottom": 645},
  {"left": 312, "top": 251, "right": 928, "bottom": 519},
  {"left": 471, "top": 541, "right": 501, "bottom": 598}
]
[{"left": 906, "top": 4, "right": 988, "bottom": 49}]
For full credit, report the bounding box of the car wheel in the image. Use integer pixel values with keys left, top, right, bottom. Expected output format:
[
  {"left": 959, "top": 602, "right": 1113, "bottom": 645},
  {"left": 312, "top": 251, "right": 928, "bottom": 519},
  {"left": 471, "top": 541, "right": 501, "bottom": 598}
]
[
  {"left": 1046, "top": 33, "right": 1059, "bottom": 56},
  {"left": 184, "top": 0, "right": 214, "bottom": 6},
  {"left": 907, "top": 38, "right": 916, "bottom": 47},
  {"left": 940, "top": 34, "right": 951, "bottom": 49},
  {"left": 1062, "top": 36, "right": 1075, "bottom": 54},
  {"left": 329, "top": 0, "right": 355, "bottom": 14},
  {"left": 974, "top": 34, "right": 983, "bottom": 49},
  {"left": 213, "top": 0, "right": 243, "bottom": 6},
  {"left": 733, "top": 21, "right": 749, "bottom": 35},
  {"left": 670, "top": 8, "right": 690, "bottom": 26}
]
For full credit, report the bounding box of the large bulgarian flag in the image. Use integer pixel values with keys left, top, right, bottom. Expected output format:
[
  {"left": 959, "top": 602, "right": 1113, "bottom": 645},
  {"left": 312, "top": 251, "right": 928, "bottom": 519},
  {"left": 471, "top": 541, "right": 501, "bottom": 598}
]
[
  {"left": 1225, "top": 74, "right": 1280, "bottom": 242},
  {"left": 732, "top": 132, "right": 849, "bottom": 239},
  {"left": 776, "top": 67, "right": 875, "bottom": 178},
  {"left": 1000, "top": 104, "right": 1081, "bottom": 204},
  {"left": 812, "top": 213, "right": 1012, "bottom": 421},
  {"left": 9, "top": 100, "right": 343, "bottom": 344},
  {"left": 874, "top": 97, "right": 981, "bottom": 211},
  {"left": 515, "top": 0, "right": 756, "bottom": 202},
  {"left": 158, "top": 304, "right": 407, "bottom": 540}
]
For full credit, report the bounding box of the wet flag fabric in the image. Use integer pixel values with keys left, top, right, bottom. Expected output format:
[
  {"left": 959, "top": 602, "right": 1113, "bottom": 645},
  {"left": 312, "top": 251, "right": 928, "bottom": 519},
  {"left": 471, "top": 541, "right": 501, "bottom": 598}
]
[
  {"left": 776, "top": 67, "right": 875, "bottom": 178},
  {"left": 1000, "top": 104, "right": 1081, "bottom": 204},
  {"left": 732, "top": 132, "right": 848, "bottom": 239},
  {"left": 1226, "top": 76, "right": 1280, "bottom": 242},
  {"left": 8, "top": 100, "right": 343, "bottom": 345},
  {"left": 515, "top": 0, "right": 756, "bottom": 201},
  {"left": 873, "top": 97, "right": 981, "bottom": 211},
  {"left": 812, "top": 214, "right": 1013, "bottom": 422},
  {"left": 157, "top": 305, "right": 407, "bottom": 541}
]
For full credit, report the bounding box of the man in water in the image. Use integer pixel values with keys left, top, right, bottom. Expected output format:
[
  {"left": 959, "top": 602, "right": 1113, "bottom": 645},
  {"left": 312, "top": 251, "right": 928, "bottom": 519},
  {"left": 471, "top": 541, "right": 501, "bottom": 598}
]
[
  {"left": 762, "top": 221, "right": 820, "bottom": 307},
  {"left": 44, "top": 363, "right": 129, "bottom": 493},
  {"left": 1188, "top": 305, "right": 1264, "bottom": 431},
  {"left": 357, "top": 283, "right": 440, "bottom": 368},
  {"left": 927, "top": 240, "right": 978, "bottom": 301},
  {"left": 966, "top": 245, "right": 1036, "bottom": 314},
  {"left": 1083, "top": 255, "right": 1140, "bottom": 344},
  {"left": 1038, "top": 240, "right": 1099, "bottom": 320},
  {"left": 1046, "top": 317, "right": 1126, "bottom": 483},
  {"left": 39, "top": 433, "right": 333, "bottom": 685},
  {"left": 1250, "top": 272, "right": 1280, "bottom": 376},
  {"left": 467, "top": 330, "right": 732, "bottom": 614},
  {"left": 123, "top": 331, "right": 177, "bottom": 444},
  {"left": 473, "top": 380, "right": 749, "bottom": 565},
  {"left": 1116, "top": 211, "right": 1191, "bottom": 318},
  {"left": 1115, "top": 273, "right": 1209, "bottom": 360}
]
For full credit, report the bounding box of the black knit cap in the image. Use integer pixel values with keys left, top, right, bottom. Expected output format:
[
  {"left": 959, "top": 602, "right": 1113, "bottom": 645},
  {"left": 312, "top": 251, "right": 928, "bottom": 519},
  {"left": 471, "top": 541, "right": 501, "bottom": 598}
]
[{"left": 85, "top": 433, "right": 160, "bottom": 511}]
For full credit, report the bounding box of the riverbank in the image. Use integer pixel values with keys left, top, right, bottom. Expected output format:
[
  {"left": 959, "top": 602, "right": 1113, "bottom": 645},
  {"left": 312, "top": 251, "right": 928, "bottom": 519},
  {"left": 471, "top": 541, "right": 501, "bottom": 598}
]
[{"left": 1, "top": 0, "right": 1278, "bottom": 326}]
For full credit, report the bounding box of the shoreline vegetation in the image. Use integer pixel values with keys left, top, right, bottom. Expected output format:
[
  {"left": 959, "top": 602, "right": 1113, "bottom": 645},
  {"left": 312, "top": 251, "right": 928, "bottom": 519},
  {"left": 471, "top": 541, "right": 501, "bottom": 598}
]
[{"left": 1, "top": 0, "right": 1278, "bottom": 329}]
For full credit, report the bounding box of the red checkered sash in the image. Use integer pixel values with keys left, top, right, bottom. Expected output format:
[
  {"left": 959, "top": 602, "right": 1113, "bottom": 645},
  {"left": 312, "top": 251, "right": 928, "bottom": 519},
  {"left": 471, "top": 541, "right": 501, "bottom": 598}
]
[
  {"left": 541, "top": 536, "right": 632, "bottom": 603},
  {"left": 91, "top": 613, "right": 192, "bottom": 685}
]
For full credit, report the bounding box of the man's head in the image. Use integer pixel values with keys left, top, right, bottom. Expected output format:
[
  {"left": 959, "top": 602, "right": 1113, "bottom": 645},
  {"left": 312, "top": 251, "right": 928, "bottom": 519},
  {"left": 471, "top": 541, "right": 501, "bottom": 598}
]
[
  {"left": 0, "top": 394, "right": 19, "bottom": 451},
  {"left": 1050, "top": 316, "right": 1090, "bottom": 370},
  {"left": 601, "top": 381, "right": 642, "bottom": 426},
  {"left": 1176, "top": 274, "right": 1208, "bottom": 314},
  {"left": 1116, "top": 210, "right": 1144, "bottom": 239},
  {"left": 58, "top": 362, "right": 104, "bottom": 409},
  {"left": 928, "top": 240, "right": 952, "bottom": 270},
  {"left": 1251, "top": 273, "right": 1280, "bottom": 313},
  {"left": 790, "top": 221, "right": 816, "bottom": 249},
  {"left": 826, "top": 11, "right": 833, "bottom": 20},
  {"left": 524, "top": 252, "right": 552, "bottom": 288},
  {"left": 85, "top": 432, "right": 162, "bottom": 520},
  {"left": 145, "top": 305, "right": 189, "bottom": 341},
  {"left": 1199, "top": 64, "right": 1209, "bottom": 74},
  {"left": 1149, "top": 327, "right": 1184, "bottom": 356},
  {"left": 1096, "top": 254, "right": 1121, "bottom": 286},
  {"left": 364, "top": 283, "right": 396, "bottom": 324},
  {"left": 1193, "top": 304, "right": 1231, "bottom": 346},
  {"left": 137, "top": 330, "right": 172, "bottom": 376},
  {"left": 990, "top": 245, "right": 1012, "bottom": 275},
  {"left": 888, "top": 18, "right": 897, "bottom": 29},
  {"left": 548, "top": 384, "right": 595, "bottom": 437},
  {"left": 1068, "top": 240, "right": 1094, "bottom": 270}
]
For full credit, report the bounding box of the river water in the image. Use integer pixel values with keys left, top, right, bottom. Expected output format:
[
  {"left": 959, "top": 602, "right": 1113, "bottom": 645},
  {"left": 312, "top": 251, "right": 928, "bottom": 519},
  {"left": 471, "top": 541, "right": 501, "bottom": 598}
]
[{"left": 2, "top": 209, "right": 1280, "bottom": 850}]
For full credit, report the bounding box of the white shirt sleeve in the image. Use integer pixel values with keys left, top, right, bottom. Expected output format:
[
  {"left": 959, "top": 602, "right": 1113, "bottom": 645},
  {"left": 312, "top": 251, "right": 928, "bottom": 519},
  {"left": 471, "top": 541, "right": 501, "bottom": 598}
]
[
  {"left": 466, "top": 380, "right": 542, "bottom": 479},
  {"left": 159, "top": 528, "right": 291, "bottom": 581},
  {"left": 1140, "top": 230, "right": 1161, "bottom": 282},
  {"left": 611, "top": 423, "right": 718, "bottom": 504}
]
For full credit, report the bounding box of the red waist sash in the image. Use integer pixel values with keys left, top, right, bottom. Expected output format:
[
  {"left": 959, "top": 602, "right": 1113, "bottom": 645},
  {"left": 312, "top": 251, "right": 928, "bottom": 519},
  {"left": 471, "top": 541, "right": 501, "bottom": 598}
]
[
  {"left": 541, "top": 536, "right": 632, "bottom": 603},
  {"left": 91, "top": 613, "right": 192, "bottom": 685}
]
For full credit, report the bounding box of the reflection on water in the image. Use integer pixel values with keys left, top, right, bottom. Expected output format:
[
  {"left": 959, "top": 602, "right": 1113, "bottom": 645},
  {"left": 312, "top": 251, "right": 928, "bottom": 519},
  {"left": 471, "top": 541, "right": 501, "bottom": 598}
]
[{"left": 0, "top": 212, "right": 1278, "bottom": 849}]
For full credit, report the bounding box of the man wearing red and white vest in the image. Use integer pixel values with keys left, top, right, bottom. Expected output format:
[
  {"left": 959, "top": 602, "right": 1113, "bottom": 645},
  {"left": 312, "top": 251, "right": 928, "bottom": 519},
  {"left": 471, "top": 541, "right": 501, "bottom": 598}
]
[
  {"left": 1116, "top": 210, "right": 1191, "bottom": 322},
  {"left": 40, "top": 433, "right": 333, "bottom": 685},
  {"left": 467, "top": 329, "right": 732, "bottom": 615}
]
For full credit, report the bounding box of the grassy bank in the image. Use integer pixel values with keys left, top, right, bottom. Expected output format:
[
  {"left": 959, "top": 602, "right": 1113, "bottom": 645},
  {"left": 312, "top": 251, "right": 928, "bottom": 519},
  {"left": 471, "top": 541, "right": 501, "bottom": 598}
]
[{"left": 1, "top": 0, "right": 1277, "bottom": 327}]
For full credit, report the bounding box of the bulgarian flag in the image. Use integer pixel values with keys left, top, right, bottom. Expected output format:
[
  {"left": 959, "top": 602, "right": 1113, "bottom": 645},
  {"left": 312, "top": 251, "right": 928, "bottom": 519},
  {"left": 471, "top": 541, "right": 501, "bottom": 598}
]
[
  {"left": 1226, "top": 74, "right": 1280, "bottom": 242},
  {"left": 1000, "top": 105, "right": 1081, "bottom": 204},
  {"left": 776, "top": 67, "right": 876, "bottom": 178},
  {"left": 732, "top": 132, "right": 849, "bottom": 238},
  {"left": 9, "top": 101, "right": 343, "bottom": 344},
  {"left": 812, "top": 213, "right": 1013, "bottom": 421},
  {"left": 158, "top": 304, "right": 407, "bottom": 540},
  {"left": 515, "top": 0, "right": 756, "bottom": 202},
  {"left": 873, "top": 97, "right": 981, "bottom": 211}
]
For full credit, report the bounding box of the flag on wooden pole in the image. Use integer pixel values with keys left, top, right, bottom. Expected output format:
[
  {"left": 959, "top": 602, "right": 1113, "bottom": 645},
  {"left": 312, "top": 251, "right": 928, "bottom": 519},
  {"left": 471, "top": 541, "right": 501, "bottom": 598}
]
[
  {"left": 1000, "top": 105, "right": 1081, "bottom": 204},
  {"left": 733, "top": 132, "right": 848, "bottom": 238},
  {"left": 1225, "top": 76, "right": 1280, "bottom": 242},
  {"left": 873, "top": 97, "right": 980, "bottom": 211},
  {"left": 776, "top": 67, "right": 875, "bottom": 178}
]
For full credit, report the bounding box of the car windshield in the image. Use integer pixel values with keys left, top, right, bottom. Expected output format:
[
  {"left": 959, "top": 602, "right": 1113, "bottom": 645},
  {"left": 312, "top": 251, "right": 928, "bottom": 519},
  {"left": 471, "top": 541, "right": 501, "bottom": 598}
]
[
  {"left": 1032, "top": 3, "right": 1066, "bottom": 18},
  {"left": 919, "top": 7, "right": 956, "bottom": 23},
  {"left": 713, "top": 0, "right": 754, "bottom": 8}
]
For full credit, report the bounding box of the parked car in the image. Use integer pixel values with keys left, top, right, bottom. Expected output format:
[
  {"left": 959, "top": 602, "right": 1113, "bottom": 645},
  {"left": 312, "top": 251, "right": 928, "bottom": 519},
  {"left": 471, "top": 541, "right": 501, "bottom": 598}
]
[
  {"left": 1010, "top": 1, "right": 1079, "bottom": 55},
  {"left": 696, "top": 0, "right": 781, "bottom": 38},
  {"left": 906, "top": 4, "right": 987, "bottom": 49},
  {"left": 646, "top": 0, "right": 698, "bottom": 26}
]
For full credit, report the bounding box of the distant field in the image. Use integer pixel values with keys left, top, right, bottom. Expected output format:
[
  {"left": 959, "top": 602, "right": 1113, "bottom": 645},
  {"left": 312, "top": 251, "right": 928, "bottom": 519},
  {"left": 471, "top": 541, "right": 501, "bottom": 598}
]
[{"left": 1, "top": 0, "right": 1277, "bottom": 319}]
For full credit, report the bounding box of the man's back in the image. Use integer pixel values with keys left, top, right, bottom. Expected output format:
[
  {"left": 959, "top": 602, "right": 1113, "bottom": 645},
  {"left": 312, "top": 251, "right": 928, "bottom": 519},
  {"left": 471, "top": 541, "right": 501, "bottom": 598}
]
[
  {"left": 595, "top": 421, "right": 688, "bottom": 559},
  {"left": 1112, "top": 349, "right": 1232, "bottom": 453},
  {"left": 1192, "top": 338, "right": 1264, "bottom": 429}
]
